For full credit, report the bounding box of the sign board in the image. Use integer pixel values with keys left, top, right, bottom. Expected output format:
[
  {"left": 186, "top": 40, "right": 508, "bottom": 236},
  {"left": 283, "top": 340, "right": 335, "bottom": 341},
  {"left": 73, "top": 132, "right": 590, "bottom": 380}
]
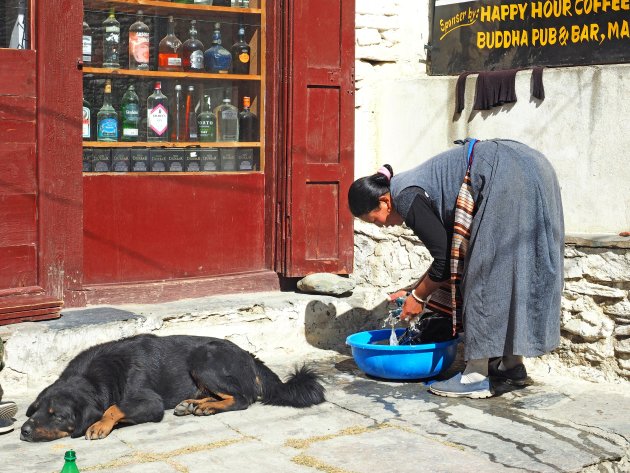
[{"left": 430, "top": 0, "right": 630, "bottom": 75}]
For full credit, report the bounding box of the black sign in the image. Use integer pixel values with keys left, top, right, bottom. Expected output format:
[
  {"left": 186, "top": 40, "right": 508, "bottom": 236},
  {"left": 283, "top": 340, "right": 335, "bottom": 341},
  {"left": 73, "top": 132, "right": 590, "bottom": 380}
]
[{"left": 430, "top": 0, "right": 630, "bottom": 75}]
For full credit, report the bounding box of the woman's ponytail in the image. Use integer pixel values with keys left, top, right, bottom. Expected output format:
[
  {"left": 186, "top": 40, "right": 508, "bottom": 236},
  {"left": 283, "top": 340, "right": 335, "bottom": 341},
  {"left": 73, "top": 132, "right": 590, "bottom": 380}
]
[{"left": 348, "top": 164, "right": 395, "bottom": 217}]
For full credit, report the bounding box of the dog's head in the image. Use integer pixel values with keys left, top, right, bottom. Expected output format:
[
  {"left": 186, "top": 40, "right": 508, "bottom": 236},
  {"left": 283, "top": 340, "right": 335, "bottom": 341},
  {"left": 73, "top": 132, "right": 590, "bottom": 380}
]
[{"left": 21, "top": 378, "right": 101, "bottom": 442}]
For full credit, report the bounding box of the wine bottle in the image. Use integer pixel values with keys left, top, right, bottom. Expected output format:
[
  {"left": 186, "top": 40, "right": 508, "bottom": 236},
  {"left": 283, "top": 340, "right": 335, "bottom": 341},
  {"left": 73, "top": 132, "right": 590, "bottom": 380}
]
[
  {"left": 147, "top": 81, "right": 169, "bottom": 141},
  {"left": 158, "top": 16, "right": 183, "bottom": 72},
  {"left": 102, "top": 9, "right": 120, "bottom": 68},
  {"left": 129, "top": 11, "right": 150, "bottom": 70}
]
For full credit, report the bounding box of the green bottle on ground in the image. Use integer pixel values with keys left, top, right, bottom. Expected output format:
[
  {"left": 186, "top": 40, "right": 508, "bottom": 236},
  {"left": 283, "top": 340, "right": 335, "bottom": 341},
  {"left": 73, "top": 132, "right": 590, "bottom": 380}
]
[{"left": 60, "top": 450, "right": 80, "bottom": 473}]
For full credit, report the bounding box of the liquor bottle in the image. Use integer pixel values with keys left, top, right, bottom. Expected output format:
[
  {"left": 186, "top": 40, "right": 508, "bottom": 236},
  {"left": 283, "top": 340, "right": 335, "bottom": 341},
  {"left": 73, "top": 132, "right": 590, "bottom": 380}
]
[
  {"left": 193, "top": 0, "right": 213, "bottom": 4},
  {"left": 97, "top": 79, "right": 118, "bottom": 142},
  {"left": 204, "top": 23, "right": 232, "bottom": 73},
  {"left": 60, "top": 450, "right": 80, "bottom": 473},
  {"left": 170, "top": 84, "right": 185, "bottom": 142},
  {"left": 213, "top": 0, "right": 231, "bottom": 5},
  {"left": 102, "top": 9, "right": 120, "bottom": 69},
  {"left": 231, "top": 25, "right": 250, "bottom": 74},
  {"left": 197, "top": 95, "right": 216, "bottom": 142},
  {"left": 185, "top": 85, "right": 198, "bottom": 141},
  {"left": 147, "top": 81, "right": 169, "bottom": 141},
  {"left": 82, "top": 21, "right": 92, "bottom": 65},
  {"left": 82, "top": 98, "right": 91, "bottom": 141},
  {"left": 158, "top": 16, "right": 183, "bottom": 71},
  {"left": 214, "top": 96, "right": 238, "bottom": 141},
  {"left": 121, "top": 85, "right": 140, "bottom": 141},
  {"left": 238, "top": 96, "right": 258, "bottom": 141},
  {"left": 181, "top": 21, "right": 204, "bottom": 72},
  {"left": 129, "top": 11, "right": 150, "bottom": 70},
  {"left": 238, "top": 0, "right": 250, "bottom": 7}
]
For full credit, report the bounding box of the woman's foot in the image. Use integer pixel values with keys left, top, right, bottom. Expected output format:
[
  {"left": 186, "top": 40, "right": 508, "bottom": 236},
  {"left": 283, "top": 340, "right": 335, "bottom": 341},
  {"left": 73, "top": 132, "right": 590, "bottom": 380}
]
[
  {"left": 0, "top": 401, "right": 18, "bottom": 420},
  {"left": 488, "top": 357, "right": 529, "bottom": 386},
  {"left": 0, "top": 418, "right": 14, "bottom": 435},
  {"left": 429, "top": 372, "right": 494, "bottom": 399}
]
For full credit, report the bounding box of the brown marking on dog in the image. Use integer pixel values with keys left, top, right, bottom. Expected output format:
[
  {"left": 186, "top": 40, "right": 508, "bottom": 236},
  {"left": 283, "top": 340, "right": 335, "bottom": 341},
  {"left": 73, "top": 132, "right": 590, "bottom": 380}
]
[
  {"left": 33, "top": 427, "right": 70, "bottom": 441},
  {"left": 85, "top": 405, "right": 126, "bottom": 440},
  {"left": 182, "top": 394, "right": 235, "bottom": 416}
]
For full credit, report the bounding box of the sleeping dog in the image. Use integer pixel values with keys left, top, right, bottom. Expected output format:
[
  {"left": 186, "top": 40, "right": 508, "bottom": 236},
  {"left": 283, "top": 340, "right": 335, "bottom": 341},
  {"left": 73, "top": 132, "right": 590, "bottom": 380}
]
[{"left": 21, "top": 334, "right": 325, "bottom": 441}]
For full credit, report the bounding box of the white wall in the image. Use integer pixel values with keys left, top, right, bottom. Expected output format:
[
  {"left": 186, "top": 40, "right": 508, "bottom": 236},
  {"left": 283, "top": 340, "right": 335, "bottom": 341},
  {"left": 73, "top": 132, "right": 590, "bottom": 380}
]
[{"left": 355, "top": 0, "right": 630, "bottom": 233}]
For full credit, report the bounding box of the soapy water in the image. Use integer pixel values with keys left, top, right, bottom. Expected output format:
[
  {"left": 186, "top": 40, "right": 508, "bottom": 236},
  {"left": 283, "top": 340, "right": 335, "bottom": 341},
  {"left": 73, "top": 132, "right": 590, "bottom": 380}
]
[{"left": 381, "top": 296, "right": 420, "bottom": 346}]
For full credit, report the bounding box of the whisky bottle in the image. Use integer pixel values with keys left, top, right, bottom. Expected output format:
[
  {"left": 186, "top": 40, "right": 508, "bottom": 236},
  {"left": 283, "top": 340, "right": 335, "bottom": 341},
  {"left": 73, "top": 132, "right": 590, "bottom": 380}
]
[
  {"left": 197, "top": 95, "right": 216, "bottom": 142},
  {"left": 214, "top": 96, "right": 238, "bottom": 141},
  {"left": 185, "top": 85, "right": 198, "bottom": 141},
  {"left": 147, "top": 81, "right": 169, "bottom": 141},
  {"left": 102, "top": 9, "right": 120, "bottom": 69},
  {"left": 129, "top": 11, "right": 150, "bottom": 70},
  {"left": 121, "top": 85, "right": 140, "bottom": 141},
  {"left": 170, "top": 84, "right": 185, "bottom": 142},
  {"left": 181, "top": 21, "right": 204, "bottom": 72},
  {"left": 231, "top": 26, "right": 250, "bottom": 74},
  {"left": 97, "top": 79, "right": 118, "bottom": 142},
  {"left": 82, "top": 97, "right": 91, "bottom": 141},
  {"left": 82, "top": 21, "right": 92, "bottom": 65},
  {"left": 204, "top": 23, "right": 232, "bottom": 73},
  {"left": 158, "top": 16, "right": 183, "bottom": 72},
  {"left": 238, "top": 96, "right": 258, "bottom": 141}
]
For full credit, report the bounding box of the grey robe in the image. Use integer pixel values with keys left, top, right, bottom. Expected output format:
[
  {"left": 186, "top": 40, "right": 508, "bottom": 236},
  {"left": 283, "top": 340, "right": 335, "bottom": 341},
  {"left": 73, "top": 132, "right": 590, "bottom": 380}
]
[{"left": 390, "top": 139, "right": 564, "bottom": 359}]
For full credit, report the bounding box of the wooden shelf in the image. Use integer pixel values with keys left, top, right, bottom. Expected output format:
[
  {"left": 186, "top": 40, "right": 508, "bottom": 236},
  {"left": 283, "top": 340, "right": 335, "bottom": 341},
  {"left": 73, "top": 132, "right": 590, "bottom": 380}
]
[
  {"left": 84, "top": 170, "right": 262, "bottom": 175},
  {"left": 83, "top": 0, "right": 262, "bottom": 17},
  {"left": 84, "top": 141, "right": 261, "bottom": 148},
  {"left": 83, "top": 67, "right": 261, "bottom": 81}
]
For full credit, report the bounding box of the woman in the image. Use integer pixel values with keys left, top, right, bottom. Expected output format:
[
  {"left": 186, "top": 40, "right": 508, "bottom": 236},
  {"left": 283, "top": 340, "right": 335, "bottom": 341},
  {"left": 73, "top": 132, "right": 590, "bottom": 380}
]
[{"left": 348, "top": 139, "right": 564, "bottom": 398}]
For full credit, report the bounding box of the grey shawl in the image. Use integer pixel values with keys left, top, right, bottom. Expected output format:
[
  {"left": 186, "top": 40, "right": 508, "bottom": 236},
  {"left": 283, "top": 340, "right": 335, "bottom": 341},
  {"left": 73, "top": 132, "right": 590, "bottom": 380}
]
[{"left": 391, "top": 139, "right": 564, "bottom": 359}]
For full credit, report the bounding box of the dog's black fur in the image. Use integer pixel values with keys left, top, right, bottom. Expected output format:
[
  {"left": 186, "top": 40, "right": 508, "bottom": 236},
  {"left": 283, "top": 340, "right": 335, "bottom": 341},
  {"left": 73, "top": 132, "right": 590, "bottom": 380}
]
[{"left": 21, "top": 334, "right": 325, "bottom": 442}]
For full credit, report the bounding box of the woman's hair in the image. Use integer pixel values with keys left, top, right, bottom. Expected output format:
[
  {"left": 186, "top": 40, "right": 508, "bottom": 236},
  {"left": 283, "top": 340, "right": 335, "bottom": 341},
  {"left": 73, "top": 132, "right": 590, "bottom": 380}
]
[{"left": 347, "top": 164, "right": 394, "bottom": 217}]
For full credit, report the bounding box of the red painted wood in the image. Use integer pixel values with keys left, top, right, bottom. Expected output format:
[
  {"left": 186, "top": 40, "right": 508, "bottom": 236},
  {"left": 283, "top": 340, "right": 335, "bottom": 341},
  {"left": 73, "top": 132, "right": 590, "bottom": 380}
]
[
  {"left": 0, "top": 143, "right": 37, "bottom": 196},
  {"left": 284, "top": 0, "right": 355, "bottom": 275},
  {"left": 0, "top": 294, "right": 62, "bottom": 314},
  {"left": 81, "top": 270, "right": 279, "bottom": 305},
  {"left": 83, "top": 174, "right": 267, "bottom": 284},
  {"left": 0, "top": 312, "right": 62, "bottom": 326},
  {"left": 0, "top": 194, "right": 37, "bottom": 247},
  {"left": 0, "top": 50, "right": 36, "bottom": 96},
  {"left": 0, "top": 246, "right": 37, "bottom": 289},
  {"left": 37, "top": 0, "right": 85, "bottom": 301}
]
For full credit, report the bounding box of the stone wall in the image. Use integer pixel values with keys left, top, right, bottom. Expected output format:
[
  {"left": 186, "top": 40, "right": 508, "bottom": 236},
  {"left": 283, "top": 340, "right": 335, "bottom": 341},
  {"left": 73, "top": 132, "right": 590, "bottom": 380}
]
[{"left": 351, "top": 220, "right": 630, "bottom": 383}]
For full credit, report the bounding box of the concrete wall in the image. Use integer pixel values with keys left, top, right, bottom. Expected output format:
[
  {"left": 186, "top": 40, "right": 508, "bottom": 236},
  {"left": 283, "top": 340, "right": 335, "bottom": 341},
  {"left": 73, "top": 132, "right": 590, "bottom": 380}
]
[{"left": 354, "top": 0, "right": 630, "bottom": 233}]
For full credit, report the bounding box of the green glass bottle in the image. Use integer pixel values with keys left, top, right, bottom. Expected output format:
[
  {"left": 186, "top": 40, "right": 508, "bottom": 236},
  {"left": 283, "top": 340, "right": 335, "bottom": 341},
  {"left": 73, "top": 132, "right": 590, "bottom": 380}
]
[
  {"left": 60, "top": 450, "right": 80, "bottom": 473},
  {"left": 97, "top": 79, "right": 118, "bottom": 142},
  {"left": 197, "top": 94, "right": 216, "bottom": 142},
  {"left": 121, "top": 85, "right": 140, "bottom": 141}
]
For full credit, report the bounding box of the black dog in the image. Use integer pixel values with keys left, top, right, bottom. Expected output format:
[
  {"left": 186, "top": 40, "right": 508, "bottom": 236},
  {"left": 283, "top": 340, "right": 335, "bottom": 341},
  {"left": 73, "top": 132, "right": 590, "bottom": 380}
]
[{"left": 21, "top": 334, "right": 325, "bottom": 442}]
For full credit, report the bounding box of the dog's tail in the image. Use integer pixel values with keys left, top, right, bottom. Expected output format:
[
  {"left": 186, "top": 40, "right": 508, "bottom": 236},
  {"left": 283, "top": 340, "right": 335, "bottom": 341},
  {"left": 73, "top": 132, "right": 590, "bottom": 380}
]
[{"left": 255, "top": 361, "right": 325, "bottom": 408}]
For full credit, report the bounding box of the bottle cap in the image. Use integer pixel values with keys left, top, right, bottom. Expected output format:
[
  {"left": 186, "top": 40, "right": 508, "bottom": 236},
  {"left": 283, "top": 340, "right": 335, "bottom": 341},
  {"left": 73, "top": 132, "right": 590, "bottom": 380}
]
[
  {"left": 175, "top": 84, "right": 182, "bottom": 90},
  {"left": 188, "top": 85, "right": 194, "bottom": 91},
  {"left": 155, "top": 81, "right": 162, "bottom": 89},
  {"left": 64, "top": 450, "right": 76, "bottom": 461},
  {"left": 243, "top": 96, "right": 251, "bottom": 108}
]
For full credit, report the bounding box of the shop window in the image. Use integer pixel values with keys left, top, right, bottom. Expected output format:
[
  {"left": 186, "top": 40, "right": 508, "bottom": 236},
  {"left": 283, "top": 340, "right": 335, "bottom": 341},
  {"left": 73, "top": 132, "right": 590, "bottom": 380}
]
[{"left": 1, "top": 0, "right": 29, "bottom": 49}]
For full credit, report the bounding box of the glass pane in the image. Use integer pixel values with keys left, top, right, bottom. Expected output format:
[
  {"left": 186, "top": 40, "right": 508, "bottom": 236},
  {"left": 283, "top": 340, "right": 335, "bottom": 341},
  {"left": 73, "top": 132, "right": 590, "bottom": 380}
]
[{"left": 1, "top": 0, "right": 30, "bottom": 49}]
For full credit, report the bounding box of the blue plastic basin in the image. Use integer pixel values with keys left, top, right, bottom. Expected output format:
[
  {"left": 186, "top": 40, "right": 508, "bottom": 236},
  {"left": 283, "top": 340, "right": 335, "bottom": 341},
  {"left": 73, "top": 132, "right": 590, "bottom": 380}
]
[{"left": 346, "top": 328, "right": 459, "bottom": 380}]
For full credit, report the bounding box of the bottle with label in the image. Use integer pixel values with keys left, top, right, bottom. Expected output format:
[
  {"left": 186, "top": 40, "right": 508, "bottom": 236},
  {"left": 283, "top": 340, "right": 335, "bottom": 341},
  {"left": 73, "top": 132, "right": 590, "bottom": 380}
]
[
  {"left": 102, "top": 9, "right": 120, "bottom": 69},
  {"left": 181, "top": 20, "right": 204, "bottom": 72},
  {"left": 231, "top": 26, "right": 250, "bottom": 74},
  {"left": 60, "top": 450, "right": 80, "bottom": 473},
  {"left": 238, "top": 96, "right": 259, "bottom": 141},
  {"left": 82, "top": 98, "right": 91, "bottom": 141},
  {"left": 214, "top": 96, "right": 238, "bottom": 141},
  {"left": 213, "top": 0, "right": 231, "bottom": 5},
  {"left": 197, "top": 95, "right": 216, "bottom": 142},
  {"left": 158, "top": 16, "right": 183, "bottom": 72},
  {"left": 185, "top": 85, "right": 198, "bottom": 141},
  {"left": 82, "top": 21, "right": 92, "bottom": 65},
  {"left": 238, "top": 0, "right": 250, "bottom": 7},
  {"left": 193, "top": 1, "right": 213, "bottom": 5},
  {"left": 121, "top": 85, "right": 140, "bottom": 141},
  {"left": 129, "top": 11, "right": 150, "bottom": 70},
  {"left": 204, "top": 23, "right": 232, "bottom": 73},
  {"left": 170, "top": 84, "right": 185, "bottom": 142},
  {"left": 147, "top": 81, "right": 169, "bottom": 141},
  {"left": 97, "top": 79, "right": 118, "bottom": 142}
]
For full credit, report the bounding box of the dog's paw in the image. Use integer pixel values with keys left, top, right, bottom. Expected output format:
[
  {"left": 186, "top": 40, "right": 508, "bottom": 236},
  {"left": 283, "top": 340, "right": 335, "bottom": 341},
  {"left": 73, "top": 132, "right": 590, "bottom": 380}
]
[
  {"left": 85, "top": 420, "right": 113, "bottom": 440},
  {"left": 174, "top": 400, "right": 196, "bottom": 416},
  {"left": 174, "top": 399, "right": 216, "bottom": 416}
]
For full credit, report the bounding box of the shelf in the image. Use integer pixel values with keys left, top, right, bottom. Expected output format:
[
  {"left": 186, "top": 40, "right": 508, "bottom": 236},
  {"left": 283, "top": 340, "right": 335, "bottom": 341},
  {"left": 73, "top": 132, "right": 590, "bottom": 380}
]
[
  {"left": 83, "top": 67, "right": 261, "bottom": 81},
  {"left": 84, "top": 141, "right": 261, "bottom": 148},
  {"left": 84, "top": 171, "right": 262, "bottom": 175},
  {"left": 83, "top": 0, "right": 262, "bottom": 17}
]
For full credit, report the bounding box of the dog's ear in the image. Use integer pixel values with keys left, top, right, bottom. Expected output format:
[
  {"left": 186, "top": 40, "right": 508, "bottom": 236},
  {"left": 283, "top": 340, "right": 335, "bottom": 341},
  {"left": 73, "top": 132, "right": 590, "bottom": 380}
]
[
  {"left": 25, "top": 401, "right": 39, "bottom": 417},
  {"left": 73, "top": 402, "right": 101, "bottom": 437}
]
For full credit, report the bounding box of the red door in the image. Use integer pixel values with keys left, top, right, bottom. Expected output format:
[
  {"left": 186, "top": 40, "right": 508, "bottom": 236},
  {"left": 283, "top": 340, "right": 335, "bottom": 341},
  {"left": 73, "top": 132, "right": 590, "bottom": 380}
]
[
  {"left": 282, "top": 0, "right": 355, "bottom": 276},
  {"left": 0, "top": 0, "right": 83, "bottom": 323}
]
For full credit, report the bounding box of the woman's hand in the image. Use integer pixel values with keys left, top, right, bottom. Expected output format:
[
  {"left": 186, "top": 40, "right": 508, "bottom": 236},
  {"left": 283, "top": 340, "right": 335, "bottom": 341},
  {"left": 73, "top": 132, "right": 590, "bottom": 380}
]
[
  {"left": 387, "top": 289, "right": 408, "bottom": 302},
  {"left": 400, "top": 294, "right": 424, "bottom": 322}
]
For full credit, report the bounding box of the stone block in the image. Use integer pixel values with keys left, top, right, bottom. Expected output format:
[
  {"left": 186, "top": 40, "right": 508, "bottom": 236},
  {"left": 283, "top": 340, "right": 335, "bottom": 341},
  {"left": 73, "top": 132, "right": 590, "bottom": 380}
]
[
  {"left": 565, "top": 281, "right": 626, "bottom": 299},
  {"left": 603, "top": 299, "right": 630, "bottom": 317},
  {"left": 561, "top": 310, "right": 613, "bottom": 341},
  {"left": 614, "top": 338, "right": 630, "bottom": 354},
  {"left": 356, "top": 28, "right": 382, "bottom": 46},
  {"left": 354, "top": 59, "right": 375, "bottom": 81},
  {"left": 580, "top": 250, "right": 630, "bottom": 283},
  {"left": 564, "top": 257, "right": 583, "bottom": 279},
  {"left": 381, "top": 28, "right": 401, "bottom": 44},
  {"left": 614, "top": 324, "right": 630, "bottom": 337},
  {"left": 355, "top": 14, "right": 398, "bottom": 30},
  {"left": 297, "top": 273, "right": 355, "bottom": 296},
  {"left": 356, "top": 45, "right": 398, "bottom": 62}
]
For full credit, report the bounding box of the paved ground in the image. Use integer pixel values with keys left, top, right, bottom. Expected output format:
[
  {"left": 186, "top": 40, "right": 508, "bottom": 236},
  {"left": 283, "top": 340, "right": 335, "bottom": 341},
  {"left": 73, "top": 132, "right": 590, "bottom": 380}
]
[{"left": 0, "top": 353, "right": 628, "bottom": 473}]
